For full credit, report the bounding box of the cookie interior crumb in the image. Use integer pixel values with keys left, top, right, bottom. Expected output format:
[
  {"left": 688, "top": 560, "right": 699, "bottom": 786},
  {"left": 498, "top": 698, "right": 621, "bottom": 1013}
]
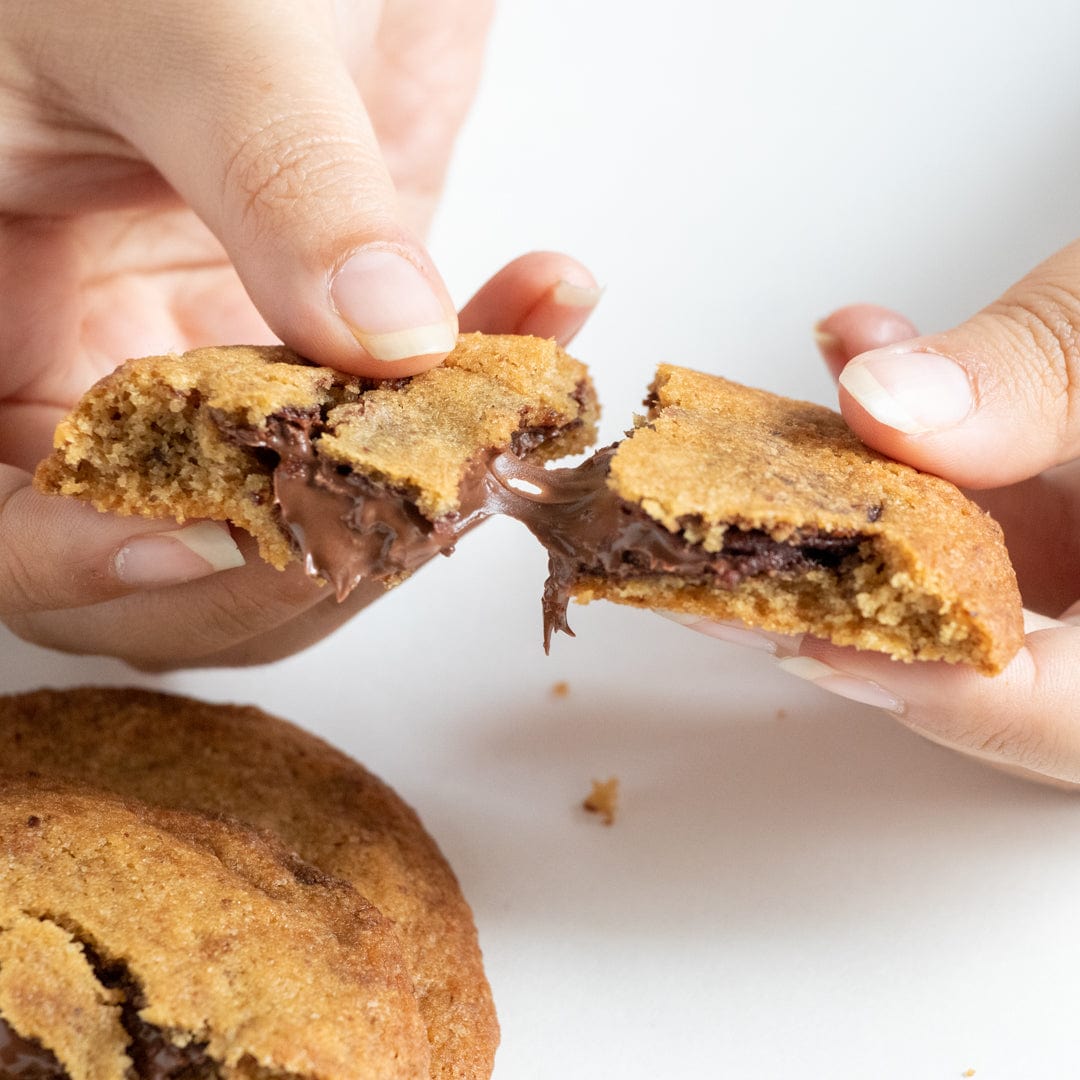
[
  {"left": 551, "top": 681, "right": 570, "bottom": 698},
  {"left": 583, "top": 777, "right": 619, "bottom": 826}
]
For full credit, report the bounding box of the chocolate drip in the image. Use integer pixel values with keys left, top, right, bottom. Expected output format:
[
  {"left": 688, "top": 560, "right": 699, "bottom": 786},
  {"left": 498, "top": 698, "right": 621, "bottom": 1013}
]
[
  {"left": 0, "top": 1018, "right": 69, "bottom": 1079},
  {"left": 217, "top": 411, "right": 863, "bottom": 650},
  {"left": 485, "top": 449, "right": 860, "bottom": 649}
]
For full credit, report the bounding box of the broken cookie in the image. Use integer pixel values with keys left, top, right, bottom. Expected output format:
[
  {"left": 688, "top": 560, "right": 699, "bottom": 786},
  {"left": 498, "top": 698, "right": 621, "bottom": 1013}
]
[
  {"left": 36, "top": 341, "right": 1022, "bottom": 672},
  {"left": 34, "top": 333, "right": 597, "bottom": 597},
  {"left": 507, "top": 365, "right": 1023, "bottom": 674},
  {"left": 0, "top": 781, "right": 430, "bottom": 1079}
]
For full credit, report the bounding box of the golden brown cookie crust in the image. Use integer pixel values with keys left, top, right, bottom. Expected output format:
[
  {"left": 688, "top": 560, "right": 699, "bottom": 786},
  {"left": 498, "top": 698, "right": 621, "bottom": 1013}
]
[
  {"left": 0, "top": 688, "right": 498, "bottom": 1080},
  {"left": 34, "top": 334, "right": 598, "bottom": 570},
  {"left": 591, "top": 365, "right": 1023, "bottom": 673},
  {"left": 0, "top": 780, "right": 430, "bottom": 1080}
]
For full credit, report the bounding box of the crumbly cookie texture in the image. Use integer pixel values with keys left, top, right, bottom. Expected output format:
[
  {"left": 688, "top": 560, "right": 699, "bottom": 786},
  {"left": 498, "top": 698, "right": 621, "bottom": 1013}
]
[
  {"left": 585, "top": 365, "right": 1023, "bottom": 674},
  {"left": 34, "top": 333, "right": 598, "bottom": 570},
  {"left": 0, "top": 687, "right": 498, "bottom": 1080},
  {"left": 0, "top": 782, "right": 429, "bottom": 1080}
]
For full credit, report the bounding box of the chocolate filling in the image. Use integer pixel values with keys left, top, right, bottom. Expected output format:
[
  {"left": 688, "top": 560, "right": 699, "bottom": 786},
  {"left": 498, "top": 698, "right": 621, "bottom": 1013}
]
[
  {"left": 0, "top": 946, "right": 218, "bottom": 1080},
  {"left": 223, "top": 410, "right": 507, "bottom": 600},
  {"left": 85, "top": 950, "right": 217, "bottom": 1080},
  {"left": 484, "top": 450, "right": 861, "bottom": 648},
  {"left": 0, "top": 970, "right": 215, "bottom": 1080},
  {"left": 0, "top": 1017, "right": 68, "bottom": 1080},
  {"left": 219, "top": 408, "right": 865, "bottom": 650}
]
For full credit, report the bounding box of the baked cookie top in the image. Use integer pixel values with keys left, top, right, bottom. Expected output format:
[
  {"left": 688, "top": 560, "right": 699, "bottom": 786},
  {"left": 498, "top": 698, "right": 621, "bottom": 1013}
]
[
  {"left": 611, "top": 364, "right": 980, "bottom": 537},
  {"left": 0, "top": 780, "right": 429, "bottom": 1080},
  {"left": 0, "top": 687, "right": 498, "bottom": 1080}
]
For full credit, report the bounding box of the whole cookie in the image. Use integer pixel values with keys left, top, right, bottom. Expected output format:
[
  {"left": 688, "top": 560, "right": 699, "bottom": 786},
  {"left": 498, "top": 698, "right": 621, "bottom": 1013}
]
[
  {"left": 0, "top": 688, "right": 498, "bottom": 1080},
  {"left": 0, "top": 781, "right": 429, "bottom": 1079}
]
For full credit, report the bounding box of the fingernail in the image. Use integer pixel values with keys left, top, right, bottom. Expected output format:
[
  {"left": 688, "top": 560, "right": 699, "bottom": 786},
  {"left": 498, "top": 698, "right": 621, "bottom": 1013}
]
[
  {"left": 812, "top": 322, "right": 841, "bottom": 353},
  {"left": 777, "top": 655, "right": 904, "bottom": 714},
  {"left": 656, "top": 611, "right": 803, "bottom": 656},
  {"left": 113, "top": 521, "right": 245, "bottom": 587},
  {"left": 550, "top": 279, "right": 604, "bottom": 309},
  {"left": 331, "top": 248, "right": 457, "bottom": 362},
  {"left": 839, "top": 346, "right": 973, "bottom": 435}
]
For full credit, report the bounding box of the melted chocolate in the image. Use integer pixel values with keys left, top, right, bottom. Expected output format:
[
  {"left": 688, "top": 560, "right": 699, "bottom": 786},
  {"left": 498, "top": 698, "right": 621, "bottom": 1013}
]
[
  {"left": 485, "top": 449, "right": 860, "bottom": 648},
  {"left": 0, "top": 1005, "right": 215, "bottom": 1079},
  {"left": 218, "top": 412, "right": 863, "bottom": 650},
  {"left": 225, "top": 412, "right": 505, "bottom": 600},
  {"left": 88, "top": 955, "right": 217, "bottom": 1080},
  {"left": 0, "top": 1018, "right": 68, "bottom": 1079}
]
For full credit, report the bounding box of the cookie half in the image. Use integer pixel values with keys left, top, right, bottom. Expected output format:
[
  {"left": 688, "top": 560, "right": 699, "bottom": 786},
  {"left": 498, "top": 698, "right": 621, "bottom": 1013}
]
[
  {"left": 0, "top": 688, "right": 498, "bottom": 1080},
  {"left": 34, "top": 333, "right": 597, "bottom": 597},
  {"left": 493, "top": 365, "right": 1023, "bottom": 673}
]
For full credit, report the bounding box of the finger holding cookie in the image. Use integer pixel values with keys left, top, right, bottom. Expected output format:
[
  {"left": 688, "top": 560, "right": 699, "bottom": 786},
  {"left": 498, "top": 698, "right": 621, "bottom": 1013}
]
[
  {"left": 734, "top": 272, "right": 1080, "bottom": 786},
  {"left": 1, "top": 256, "right": 601, "bottom": 669}
]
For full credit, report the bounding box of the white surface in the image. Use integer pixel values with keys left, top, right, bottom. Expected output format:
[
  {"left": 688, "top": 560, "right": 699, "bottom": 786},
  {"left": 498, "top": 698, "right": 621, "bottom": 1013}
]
[{"left": 5, "top": 2, "right": 1080, "bottom": 1076}]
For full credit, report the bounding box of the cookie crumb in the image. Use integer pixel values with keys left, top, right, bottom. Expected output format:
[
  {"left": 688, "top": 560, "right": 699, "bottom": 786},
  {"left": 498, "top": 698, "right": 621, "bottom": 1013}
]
[
  {"left": 583, "top": 777, "right": 619, "bottom": 825},
  {"left": 775, "top": 708, "right": 787, "bottom": 720},
  {"left": 551, "top": 681, "right": 570, "bottom": 698},
  {"left": 962, "top": 1070, "right": 975, "bottom": 1078}
]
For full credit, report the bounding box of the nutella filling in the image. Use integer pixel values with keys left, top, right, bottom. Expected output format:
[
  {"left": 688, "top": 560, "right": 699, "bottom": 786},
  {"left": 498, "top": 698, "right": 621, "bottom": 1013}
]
[
  {"left": 220, "top": 410, "right": 864, "bottom": 650},
  {"left": 87, "top": 953, "right": 217, "bottom": 1080},
  {"left": 0, "top": 1017, "right": 68, "bottom": 1080},
  {"left": 0, "top": 994, "right": 215, "bottom": 1080},
  {"left": 485, "top": 450, "right": 861, "bottom": 648}
]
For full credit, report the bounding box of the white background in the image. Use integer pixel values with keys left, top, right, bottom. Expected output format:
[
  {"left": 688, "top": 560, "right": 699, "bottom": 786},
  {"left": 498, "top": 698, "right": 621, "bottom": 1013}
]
[{"left": 6, "top": 2, "right": 1080, "bottom": 1076}]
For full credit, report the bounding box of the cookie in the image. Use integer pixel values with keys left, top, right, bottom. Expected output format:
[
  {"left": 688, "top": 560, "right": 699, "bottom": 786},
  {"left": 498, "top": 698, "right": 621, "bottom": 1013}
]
[
  {"left": 0, "top": 688, "right": 498, "bottom": 1080},
  {"left": 492, "top": 365, "right": 1023, "bottom": 673},
  {"left": 35, "top": 342, "right": 1022, "bottom": 670},
  {"left": 34, "top": 333, "right": 598, "bottom": 597},
  {"left": 0, "top": 781, "right": 430, "bottom": 1079}
]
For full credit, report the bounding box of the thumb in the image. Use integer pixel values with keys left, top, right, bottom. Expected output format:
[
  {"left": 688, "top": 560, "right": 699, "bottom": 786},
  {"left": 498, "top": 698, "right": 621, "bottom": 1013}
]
[
  {"left": 95, "top": 2, "right": 457, "bottom": 377},
  {"left": 835, "top": 240, "right": 1080, "bottom": 488},
  {"left": 0, "top": 467, "right": 244, "bottom": 619}
]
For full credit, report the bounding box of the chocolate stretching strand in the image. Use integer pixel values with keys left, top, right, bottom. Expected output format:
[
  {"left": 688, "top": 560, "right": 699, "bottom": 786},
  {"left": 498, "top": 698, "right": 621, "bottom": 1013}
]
[
  {"left": 486, "top": 450, "right": 861, "bottom": 650},
  {"left": 230, "top": 409, "right": 863, "bottom": 652}
]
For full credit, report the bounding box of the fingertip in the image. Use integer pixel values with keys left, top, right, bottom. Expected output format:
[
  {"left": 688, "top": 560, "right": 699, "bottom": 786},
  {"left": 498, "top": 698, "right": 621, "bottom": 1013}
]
[
  {"left": 459, "top": 251, "right": 601, "bottom": 344},
  {"left": 833, "top": 343, "right": 1011, "bottom": 486},
  {"left": 816, "top": 305, "right": 921, "bottom": 364},
  {"left": 327, "top": 244, "right": 459, "bottom": 377},
  {"left": 518, "top": 278, "right": 603, "bottom": 345},
  {"left": 112, "top": 521, "right": 245, "bottom": 588}
]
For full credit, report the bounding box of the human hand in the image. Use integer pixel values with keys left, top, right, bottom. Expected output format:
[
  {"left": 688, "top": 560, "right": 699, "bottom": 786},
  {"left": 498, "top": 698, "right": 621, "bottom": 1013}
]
[
  {"left": 1, "top": 0, "right": 496, "bottom": 444},
  {"left": 668, "top": 248, "right": 1080, "bottom": 787},
  {"left": 2, "top": 249, "right": 602, "bottom": 668},
  {"left": 0, "top": 0, "right": 603, "bottom": 667}
]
